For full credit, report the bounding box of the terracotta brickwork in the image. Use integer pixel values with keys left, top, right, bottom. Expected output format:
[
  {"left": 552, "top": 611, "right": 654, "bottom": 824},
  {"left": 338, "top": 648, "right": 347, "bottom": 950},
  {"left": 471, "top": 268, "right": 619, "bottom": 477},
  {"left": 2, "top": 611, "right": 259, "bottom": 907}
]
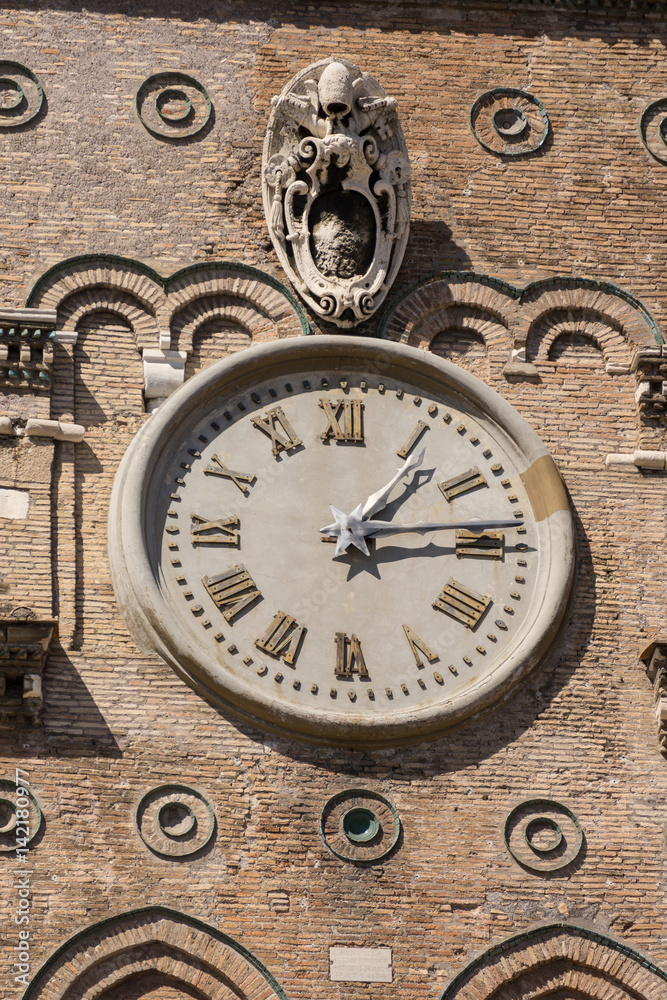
[{"left": 0, "top": 3, "right": 667, "bottom": 1000}]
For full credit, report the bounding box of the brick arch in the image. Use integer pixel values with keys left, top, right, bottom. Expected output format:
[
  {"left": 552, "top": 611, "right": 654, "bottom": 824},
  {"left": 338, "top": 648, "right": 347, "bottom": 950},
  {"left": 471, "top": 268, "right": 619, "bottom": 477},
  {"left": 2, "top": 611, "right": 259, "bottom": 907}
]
[
  {"left": 25, "top": 256, "right": 309, "bottom": 353},
  {"left": 25, "top": 255, "right": 164, "bottom": 332},
  {"left": 100, "top": 972, "right": 206, "bottom": 1000},
  {"left": 519, "top": 280, "right": 660, "bottom": 358},
  {"left": 429, "top": 319, "right": 493, "bottom": 380},
  {"left": 378, "top": 272, "right": 518, "bottom": 351},
  {"left": 171, "top": 294, "right": 276, "bottom": 356},
  {"left": 24, "top": 907, "right": 290, "bottom": 1000},
  {"left": 58, "top": 287, "right": 159, "bottom": 347},
  {"left": 526, "top": 308, "right": 628, "bottom": 367},
  {"left": 163, "top": 264, "right": 308, "bottom": 342},
  {"left": 440, "top": 924, "right": 667, "bottom": 1000},
  {"left": 100, "top": 972, "right": 207, "bottom": 1000}
]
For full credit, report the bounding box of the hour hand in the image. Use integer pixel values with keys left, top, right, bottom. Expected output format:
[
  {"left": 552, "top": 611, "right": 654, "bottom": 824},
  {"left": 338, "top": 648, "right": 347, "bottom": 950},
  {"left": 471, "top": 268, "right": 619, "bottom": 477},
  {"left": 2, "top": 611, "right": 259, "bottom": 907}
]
[{"left": 360, "top": 448, "right": 425, "bottom": 520}]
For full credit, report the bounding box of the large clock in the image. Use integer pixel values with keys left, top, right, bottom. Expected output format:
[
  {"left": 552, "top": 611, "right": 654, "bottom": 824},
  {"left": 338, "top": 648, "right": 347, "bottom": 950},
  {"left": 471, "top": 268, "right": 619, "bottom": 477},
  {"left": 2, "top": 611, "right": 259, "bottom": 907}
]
[{"left": 109, "top": 336, "right": 574, "bottom": 747}]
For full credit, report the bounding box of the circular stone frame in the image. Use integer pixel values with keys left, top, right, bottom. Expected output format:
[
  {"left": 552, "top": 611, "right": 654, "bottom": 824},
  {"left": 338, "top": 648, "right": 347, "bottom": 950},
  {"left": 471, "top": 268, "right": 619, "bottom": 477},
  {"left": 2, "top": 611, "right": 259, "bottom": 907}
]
[
  {"left": 156, "top": 88, "right": 193, "bottom": 123},
  {"left": 640, "top": 97, "right": 667, "bottom": 166},
  {"left": 504, "top": 798, "right": 583, "bottom": 873},
  {"left": 470, "top": 87, "right": 549, "bottom": 157},
  {"left": 0, "top": 61, "right": 44, "bottom": 129},
  {"left": 108, "top": 336, "right": 575, "bottom": 748},
  {"left": 320, "top": 789, "right": 400, "bottom": 862},
  {"left": 0, "top": 779, "right": 43, "bottom": 852},
  {"left": 135, "top": 72, "right": 212, "bottom": 140},
  {"left": 136, "top": 784, "right": 216, "bottom": 858}
]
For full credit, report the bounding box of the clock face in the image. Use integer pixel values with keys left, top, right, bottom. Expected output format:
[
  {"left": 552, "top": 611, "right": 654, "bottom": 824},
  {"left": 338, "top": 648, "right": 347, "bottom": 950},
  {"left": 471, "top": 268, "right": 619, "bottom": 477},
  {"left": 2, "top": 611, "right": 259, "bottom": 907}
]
[{"left": 109, "top": 336, "right": 574, "bottom": 747}]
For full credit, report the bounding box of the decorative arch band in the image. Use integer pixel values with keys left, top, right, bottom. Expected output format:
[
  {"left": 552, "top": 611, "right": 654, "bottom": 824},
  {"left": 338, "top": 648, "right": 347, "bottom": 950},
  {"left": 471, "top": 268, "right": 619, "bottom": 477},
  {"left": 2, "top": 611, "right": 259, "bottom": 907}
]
[
  {"left": 440, "top": 923, "right": 667, "bottom": 1000},
  {"left": 22, "top": 905, "right": 291, "bottom": 1000},
  {"left": 25, "top": 254, "right": 310, "bottom": 339}
]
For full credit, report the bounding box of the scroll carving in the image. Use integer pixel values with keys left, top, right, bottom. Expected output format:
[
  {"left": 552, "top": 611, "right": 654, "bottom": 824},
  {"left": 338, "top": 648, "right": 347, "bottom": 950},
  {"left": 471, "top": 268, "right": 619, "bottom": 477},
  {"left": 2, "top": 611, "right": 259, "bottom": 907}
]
[{"left": 263, "top": 59, "right": 411, "bottom": 328}]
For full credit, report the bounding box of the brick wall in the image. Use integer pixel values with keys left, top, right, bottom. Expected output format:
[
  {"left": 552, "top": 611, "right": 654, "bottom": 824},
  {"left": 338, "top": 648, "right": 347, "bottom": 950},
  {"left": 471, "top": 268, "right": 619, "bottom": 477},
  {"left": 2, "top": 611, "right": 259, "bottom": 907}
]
[{"left": 1, "top": 2, "right": 667, "bottom": 1000}]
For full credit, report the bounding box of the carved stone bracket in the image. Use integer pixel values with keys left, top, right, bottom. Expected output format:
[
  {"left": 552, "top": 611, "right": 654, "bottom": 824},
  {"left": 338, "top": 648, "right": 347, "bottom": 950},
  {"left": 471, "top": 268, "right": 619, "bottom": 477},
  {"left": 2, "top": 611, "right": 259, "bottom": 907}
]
[
  {"left": 0, "top": 416, "right": 85, "bottom": 442},
  {"left": 639, "top": 639, "right": 667, "bottom": 755},
  {"left": 0, "top": 613, "right": 56, "bottom": 726},
  {"left": 142, "top": 348, "right": 187, "bottom": 411},
  {"left": 263, "top": 58, "right": 411, "bottom": 328}
]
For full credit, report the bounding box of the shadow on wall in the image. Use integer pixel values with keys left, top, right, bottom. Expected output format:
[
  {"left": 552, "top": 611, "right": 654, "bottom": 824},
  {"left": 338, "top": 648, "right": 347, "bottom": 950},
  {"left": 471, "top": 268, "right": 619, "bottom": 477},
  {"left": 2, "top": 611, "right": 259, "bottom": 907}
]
[
  {"left": 27, "top": 0, "right": 667, "bottom": 46},
  {"left": 403, "top": 221, "right": 473, "bottom": 276},
  {"left": 0, "top": 645, "right": 122, "bottom": 758}
]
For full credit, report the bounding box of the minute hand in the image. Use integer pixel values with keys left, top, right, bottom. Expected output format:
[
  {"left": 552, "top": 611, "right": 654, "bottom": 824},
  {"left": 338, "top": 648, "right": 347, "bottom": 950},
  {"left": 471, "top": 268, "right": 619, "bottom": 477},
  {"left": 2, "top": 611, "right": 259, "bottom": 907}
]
[{"left": 354, "top": 518, "right": 523, "bottom": 539}]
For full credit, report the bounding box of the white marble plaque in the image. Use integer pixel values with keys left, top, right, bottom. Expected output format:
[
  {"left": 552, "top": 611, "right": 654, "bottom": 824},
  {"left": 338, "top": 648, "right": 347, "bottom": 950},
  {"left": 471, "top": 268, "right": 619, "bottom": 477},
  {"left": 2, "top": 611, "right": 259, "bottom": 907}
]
[
  {"left": 329, "top": 946, "right": 393, "bottom": 983},
  {"left": 0, "top": 488, "right": 29, "bottom": 519}
]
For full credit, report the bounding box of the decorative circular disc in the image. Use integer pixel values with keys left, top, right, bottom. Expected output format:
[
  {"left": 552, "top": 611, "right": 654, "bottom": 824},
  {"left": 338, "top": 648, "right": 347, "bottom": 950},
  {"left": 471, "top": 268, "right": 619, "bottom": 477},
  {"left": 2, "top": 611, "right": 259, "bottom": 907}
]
[
  {"left": 320, "top": 789, "right": 400, "bottom": 861},
  {"left": 136, "top": 784, "right": 216, "bottom": 857},
  {"left": 135, "top": 72, "right": 212, "bottom": 140},
  {"left": 470, "top": 88, "right": 549, "bottom": 156},
  {"left": 504, "top": 798, "right": 583, "bottom": 872},
  {"left": 109, "top": 336, "right": 574, "bottom": 748},
  {"left": 0, "top": 779, "right": 42, "bottom": 852},
  {"left": 0, "top": 62, "right": 44, "bottom": 129},
  {"left": 640, "top": 98, "right": 667, "bottom": 166}
]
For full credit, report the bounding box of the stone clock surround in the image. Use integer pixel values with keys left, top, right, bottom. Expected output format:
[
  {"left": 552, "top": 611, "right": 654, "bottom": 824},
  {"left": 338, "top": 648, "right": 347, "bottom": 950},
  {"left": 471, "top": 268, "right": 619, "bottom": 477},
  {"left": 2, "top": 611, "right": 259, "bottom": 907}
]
[{"left": 108, "top": 335, "right": 574, "bottom": 747}]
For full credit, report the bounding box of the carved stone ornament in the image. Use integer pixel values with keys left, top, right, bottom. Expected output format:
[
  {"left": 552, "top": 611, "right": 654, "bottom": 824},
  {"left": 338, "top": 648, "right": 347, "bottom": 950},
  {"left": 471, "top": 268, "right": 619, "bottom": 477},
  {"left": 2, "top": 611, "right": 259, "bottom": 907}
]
[{"left": 262, "top": 59, "right": 411, "bottom": 328}]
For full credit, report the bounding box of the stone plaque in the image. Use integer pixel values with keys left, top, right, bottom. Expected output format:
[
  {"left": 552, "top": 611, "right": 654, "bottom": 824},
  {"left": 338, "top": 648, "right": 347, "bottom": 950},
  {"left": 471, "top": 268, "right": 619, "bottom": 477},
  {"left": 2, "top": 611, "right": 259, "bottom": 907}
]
[{"left": 329, "top": 946, "right": 393, "bottom": 983}]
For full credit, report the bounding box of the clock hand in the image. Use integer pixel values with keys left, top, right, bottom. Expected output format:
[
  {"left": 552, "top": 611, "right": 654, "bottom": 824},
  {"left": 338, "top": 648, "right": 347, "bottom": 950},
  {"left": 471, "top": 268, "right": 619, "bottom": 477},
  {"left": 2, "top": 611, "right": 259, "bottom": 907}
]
[
  {"left": 359, "top": 447, "right": 425, "bottom": 519},
  {"left": 327, "top": 504, "right": 371, "bottom": 558},
  {"left": 320, "top": 511, "right": 523, "bottom": 554},
  {"left": 349, "top": 517, "right": 523, "bottom": 539}
]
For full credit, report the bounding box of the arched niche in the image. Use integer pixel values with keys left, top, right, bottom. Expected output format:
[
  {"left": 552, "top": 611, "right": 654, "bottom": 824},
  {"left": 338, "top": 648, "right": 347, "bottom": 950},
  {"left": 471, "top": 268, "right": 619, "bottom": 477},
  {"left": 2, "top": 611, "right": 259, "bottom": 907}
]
[
  {"left": 170, "top": 293, "right": 274, "bottom": 380},
  {"left": 440, "top": 924, "right": 667, "bottom": 1000},
  {"left": 100, "top": 971, "right": 206, "bottom": 1000},
  {"left": 25, "top": 255, "right": 309, "bottom": 353},
  {"left": 24, "top": 907, "right": 290, "bottom": 1000},
  {"left": 378, "top": 274, "right": 515, "bottom": 381},
  {"left": 525, "top": 308, "right": 628, "bottom": 370},
  {"left": 429, "top": 326, "right": 491, "bottom": 379}
]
